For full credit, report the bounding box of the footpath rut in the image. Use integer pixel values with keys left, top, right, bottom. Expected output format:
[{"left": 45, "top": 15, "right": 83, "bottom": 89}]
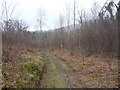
[
  {"left": 51, "top": 56, "right": 72, "bottom": 89},
  {"left": 40, "top": 52, "right": 72, "bottom": 88}
]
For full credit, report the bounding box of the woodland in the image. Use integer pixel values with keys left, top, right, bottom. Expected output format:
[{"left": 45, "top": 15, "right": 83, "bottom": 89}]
[{"left": 0, "top": 0, "right": 120, "bottom": 88}]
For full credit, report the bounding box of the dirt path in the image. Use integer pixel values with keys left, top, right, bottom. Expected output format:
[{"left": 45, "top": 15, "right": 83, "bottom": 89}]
[
  {"left": 40, "top": 51, "right": 89, "bottom": 88},
  {"left": 51, "top": 55, "right": 72, "bottom": 89},
  {"left": 51, "top": 55, "right": 86, "bottom": 88},
  {"left": 40, "top": 52, "right": 71, "bottom": 88},
  {"left": 40, "top": 51, "right": 118, "bottom": 88}
]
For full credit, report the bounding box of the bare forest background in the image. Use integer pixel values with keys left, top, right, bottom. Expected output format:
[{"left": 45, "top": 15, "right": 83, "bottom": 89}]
[
  {"left": 1, "top": 0, "right": 120, "bottom": 57},
  {"left": 1, "top": 0, "right": 120, "bottom": 88}
]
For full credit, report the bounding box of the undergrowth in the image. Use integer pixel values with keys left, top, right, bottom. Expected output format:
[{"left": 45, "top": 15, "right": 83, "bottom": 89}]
[{"left": 2, "top": 47, "right": 45, "bottom": 88}]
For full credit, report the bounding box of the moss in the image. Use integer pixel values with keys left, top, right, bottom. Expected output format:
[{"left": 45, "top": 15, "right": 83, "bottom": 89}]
[
  {"left": 16, "top": 80, "right": 28, "bottom": 88},
  {"left": 3, "top": 51, "right": 45, "bottom": 88},
  {"left": 4, "top": 80, "right": 17, "bottom": 88},
  {"left": 19, "top": 61, "right": 44, "bottom": 81},
  {"left": 111, "top": 68, "right": 118, "bottom": 72},
  {"left": 40, "top": 56, "right": 67, "bottom": 88},
  {"left": 20, "top": 62, "right": 41, "bottom": 73}
]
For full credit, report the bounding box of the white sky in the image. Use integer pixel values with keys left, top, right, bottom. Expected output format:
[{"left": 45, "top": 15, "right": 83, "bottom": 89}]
[{"left": 0, "top": 0, "right": 109, "bottom": 31}]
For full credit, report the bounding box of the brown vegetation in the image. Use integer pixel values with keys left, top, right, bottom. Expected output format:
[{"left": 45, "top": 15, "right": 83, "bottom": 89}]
[
  {"left": 1, "top": 0, "right": 120, "bottom": 88},
  {"left": 50, "top": 49, "right": 118, "bottom": 88}
]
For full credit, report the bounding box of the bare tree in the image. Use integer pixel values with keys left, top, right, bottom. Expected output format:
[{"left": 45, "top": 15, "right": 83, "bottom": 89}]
[
  {"left": 1, "top": 0, "right": 20, "bottom": 21},
  {"left": 77, "top": 9, "right": 83, "bottom": 25},
  {"left": 117, "top": 1, "right": 120, "bottom": 59},
  {"left": 0, "top": 1, "right": 4, "bottom": 20},
  {"left": 37, "top": 8, "right": 46, "bottom": 31},
  {"left": 59, "top": 14, "right": 64, "bottom": 29},
  {"left": 73, "top": 0, "right": 76, "bottom": 29},
  {"left": 0, "top": 0, "right": 21, "bottom": 33},
  {"left": 65, "top": 1, "right": 71, "bottom": 30},
  {"left": 91, "top": 1, "right": 100, "bottom": 19},
  {"left": 57, "top": 14, "right": 65, "bottom": 51}
]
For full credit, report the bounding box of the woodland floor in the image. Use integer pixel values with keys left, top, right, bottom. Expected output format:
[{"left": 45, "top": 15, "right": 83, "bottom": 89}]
[
  {"left": 2, "top": 48, "right": 119, "bottom": 88},
  {"left": 40, "top": 50, "right": 119, "bottom": 88}
]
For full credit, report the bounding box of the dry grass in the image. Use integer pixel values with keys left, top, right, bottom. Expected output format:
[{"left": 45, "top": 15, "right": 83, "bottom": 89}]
[{"left": 50, "top": 49, "right": 119, "bottom": 88}]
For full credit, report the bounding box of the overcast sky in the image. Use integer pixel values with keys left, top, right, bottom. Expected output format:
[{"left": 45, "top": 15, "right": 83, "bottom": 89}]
[{"left": 0, "top": 0, "right": 111, "bottom": 31}]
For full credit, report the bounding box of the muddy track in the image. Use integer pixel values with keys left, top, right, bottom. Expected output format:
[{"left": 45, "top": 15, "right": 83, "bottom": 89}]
[
  {"left": 51, "top": 56, "right": 72, "bottom": 89},
  {"left": 40, "top": 52, "right": 70, "bottom": 88}
]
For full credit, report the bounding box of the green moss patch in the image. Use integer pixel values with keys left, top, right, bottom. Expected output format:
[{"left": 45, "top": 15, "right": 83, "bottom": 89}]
[{"left": 3, "top": 50, "right": 45, "bottom": 88}]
